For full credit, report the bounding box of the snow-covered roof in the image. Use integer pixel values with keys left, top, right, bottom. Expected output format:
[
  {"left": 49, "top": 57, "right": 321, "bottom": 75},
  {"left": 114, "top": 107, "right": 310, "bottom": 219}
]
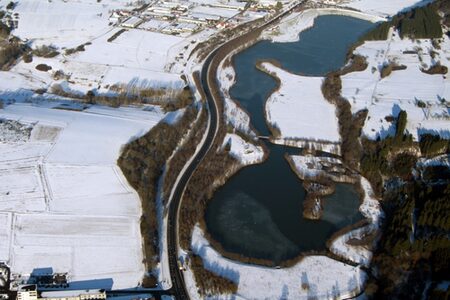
[{"left": 41, "top": 289, "right": 105, "bottom": 298}]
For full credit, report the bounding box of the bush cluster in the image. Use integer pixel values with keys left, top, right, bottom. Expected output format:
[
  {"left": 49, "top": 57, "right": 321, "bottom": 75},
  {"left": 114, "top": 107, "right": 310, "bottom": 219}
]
[
  {"left": 107, "top": 29, "right": 127, "bottom": 42},
  {"left": 421, "top": 63, "right": 448, "bottom": 75},
  {"left": 0, "top": 41, "right": 23, "bottom": 69},
  {"left": 35, "top": 63, "right": 52, "bottom": 72},
  {"left": 419, "top": 134, "right": 450, "bottom": 157},
  {"left": 380, "top": 62, "right": 407, "bottom": 78},
  {"left": 33, "top": 45, "right": 59, "bottom": 58},
  {"left": 64, "top": 44, "right": 86, "bottom": 56},
  {"left": 0, "top": 21, "right": 10, "bottom": 38}
]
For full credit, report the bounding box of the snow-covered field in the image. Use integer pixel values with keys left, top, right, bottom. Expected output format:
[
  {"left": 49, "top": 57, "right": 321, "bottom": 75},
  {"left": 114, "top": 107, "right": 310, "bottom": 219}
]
[
  {"left": 0, "top": 0, "right": 189, "bottom": 98},
  {"left": 261, "top": 62, "right": 341, "bottom": 144},
  {"left": 0, "top": 101, "right": 165, "bottom": 289},
  {"left": 342, "top": 31, "right": 450, "bottom": 140},
  {"left": 7, "top": 26, "right": 185, "bottom": 96},
  {"left": 186, "top": 225, "right": 366, "bottom": 300},
  {"left": 8, "top": 0, "right": 128, "bottom": 48}
]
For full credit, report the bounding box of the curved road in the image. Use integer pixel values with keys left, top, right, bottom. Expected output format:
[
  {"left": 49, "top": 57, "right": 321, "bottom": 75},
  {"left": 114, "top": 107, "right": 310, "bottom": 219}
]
[
  {"left": 166, "top": 2, "right": 304, "bottom": 299},
  {"left": 166, "top": 49, "right": 220, "bottom": 300}
]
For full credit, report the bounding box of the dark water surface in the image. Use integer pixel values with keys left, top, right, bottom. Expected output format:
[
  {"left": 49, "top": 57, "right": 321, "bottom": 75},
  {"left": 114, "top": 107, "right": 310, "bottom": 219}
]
[{"left": 205, "top": 15, "right": 374, "bottom": 262}]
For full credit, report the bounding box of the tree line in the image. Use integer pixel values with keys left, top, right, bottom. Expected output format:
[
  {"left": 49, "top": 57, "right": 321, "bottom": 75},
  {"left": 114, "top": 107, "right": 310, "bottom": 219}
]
[{"left": 117, "top": 105, "right": 198, "bottom": 281}]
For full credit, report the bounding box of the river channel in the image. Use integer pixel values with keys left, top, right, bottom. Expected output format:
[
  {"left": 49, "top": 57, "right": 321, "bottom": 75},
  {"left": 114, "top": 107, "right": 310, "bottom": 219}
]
[{"left": 205, "top": 15, "right": 375, "bottom": 263}]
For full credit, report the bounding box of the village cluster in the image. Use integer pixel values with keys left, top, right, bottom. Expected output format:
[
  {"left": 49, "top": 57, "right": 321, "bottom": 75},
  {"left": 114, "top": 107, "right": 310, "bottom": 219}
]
[{"left": 110, "top": 0, "right": 285, "bottom": 36}]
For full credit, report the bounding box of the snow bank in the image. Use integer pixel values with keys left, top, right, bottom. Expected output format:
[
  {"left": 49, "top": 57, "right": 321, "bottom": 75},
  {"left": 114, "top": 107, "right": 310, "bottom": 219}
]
[
  {"left": 261, "top": 62, "right": 341, "bottom": 144},
  {"left": 342, "top": 32, "right": 450, "bottom": 141},
  {"left": 218, "top": 62, "right": 257, "bottom": 137},
  {"left": 0, "top": 100, "right": 165, "bottom": 289},
  {"left": 217, "top": 59, "right": 265, "bottom": 165},
  {"left": 222, "top": 133, "right": 264, "bottom": 165},
  {"left": 188, "top": 226, "right": 367, "bottom": 300}
]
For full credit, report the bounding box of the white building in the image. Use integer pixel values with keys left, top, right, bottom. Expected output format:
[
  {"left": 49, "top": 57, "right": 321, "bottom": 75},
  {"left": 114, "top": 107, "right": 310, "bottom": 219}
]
[
  {"left": 17, "top": 285, "right": 106, "bottom": 300},
  {"left": 121, "top": 16, "right": 144, "bottom": 28},
  {"left": 178, "top": 16, "right": 208, "bottom": 25},
  {"left": 40, "top": 289, "right": 106, "bottom": 300},
  {"left": 210, "top": 1, "right": 247, "bottom": 11},
  {"left": 17, "top": 285, "right": 37, "bottom": 300}
]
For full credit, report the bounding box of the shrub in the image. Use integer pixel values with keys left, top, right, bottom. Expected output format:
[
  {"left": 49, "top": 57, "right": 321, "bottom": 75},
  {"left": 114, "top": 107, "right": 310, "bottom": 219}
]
[
  {"left": 416, "top": 100, "right": 426, "bottom": 108},
  {"left": 421, "top": 63, "right": 448, "bottom": 75},
  {"left": 22, "top": 52, "right": 32, "bottom": 63},
  {"left": 33, "top": 45, "right": 59, "bottom": 58},
  {"left": 0, "top": 21, "right": 10, "bottom": 38},
  {"left": 35, "top": 64, "right": 52, "bottom": 72},
  {"left": 107, "top": 29, "right": 127, "bottom": 42},
  {"left": 0, "top": 42, "right": 22, "bottom": 69},
  {"left": 6, "top": 2, "right": 15, "bottom": 10},
  {"left": 161, "top": 86, "right": 194, "bottom": 112},
  {"left": 141, "top": 274, "right": 158, "bottom": 288},
  {"left": 380, "top": 62, "right": 407, "bottom": 78},
  {"left": 64, "top": 44, "right": 85, "bottom": 56},
  {"left": 395, "top": 110, "right": 407, "bottom": 139},
  {"left": 419, "top": 134, "right": 449, "bottom": 157}
]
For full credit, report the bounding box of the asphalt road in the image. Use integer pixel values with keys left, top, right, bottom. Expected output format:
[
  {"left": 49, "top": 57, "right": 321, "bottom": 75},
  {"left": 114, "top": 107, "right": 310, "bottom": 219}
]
[{"left": 166, "top": 48, "right": 220, "bottom": 300}]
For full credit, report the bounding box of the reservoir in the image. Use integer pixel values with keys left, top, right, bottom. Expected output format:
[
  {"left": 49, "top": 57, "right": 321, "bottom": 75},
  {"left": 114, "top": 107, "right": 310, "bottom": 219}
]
[{"left": 205, "top": 15, "right": 374, "bottom": 263}]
